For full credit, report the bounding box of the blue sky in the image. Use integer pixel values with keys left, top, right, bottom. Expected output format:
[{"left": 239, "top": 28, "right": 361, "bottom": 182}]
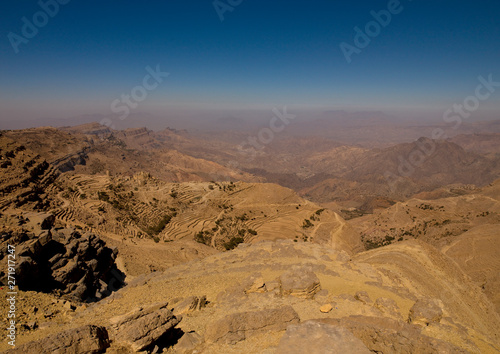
[{"left": 1, "top": 0, "right": 499, "bottom": 127}]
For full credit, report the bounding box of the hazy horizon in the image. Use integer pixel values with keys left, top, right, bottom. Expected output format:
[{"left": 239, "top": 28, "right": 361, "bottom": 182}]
[{"left": 1, "top": 0, "right": 499, "bottom": 130}]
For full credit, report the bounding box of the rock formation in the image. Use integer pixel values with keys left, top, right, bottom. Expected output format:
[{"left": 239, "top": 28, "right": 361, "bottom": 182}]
[
  {"left": 5, "top": 325, "right": 109, "bottom": 354},
  {"left": 0, "top": 212, "right": 125, "bottom": 302}
]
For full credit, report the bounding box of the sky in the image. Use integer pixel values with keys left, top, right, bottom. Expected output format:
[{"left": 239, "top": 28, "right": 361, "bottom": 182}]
[{"left": 1, "top": 0, "right": 499, "bottom": 129}]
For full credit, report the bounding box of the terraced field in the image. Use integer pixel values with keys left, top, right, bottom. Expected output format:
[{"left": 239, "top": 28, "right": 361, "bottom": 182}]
[{"left": 47, "top": 173, "right": 362, "bottom": 255}]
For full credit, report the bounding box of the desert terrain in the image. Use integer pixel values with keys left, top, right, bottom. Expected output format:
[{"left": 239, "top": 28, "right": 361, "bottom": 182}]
[{"left": 0, "top": 123, "right": 499, "bottom": 353}]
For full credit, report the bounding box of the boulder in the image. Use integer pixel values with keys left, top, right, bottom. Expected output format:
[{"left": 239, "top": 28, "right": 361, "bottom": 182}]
[
  {"left": 109, "top": 302, "right": 181, "bottom": 352},
  {"left": 16, "top": 256, "right": 40, "bottom": 285},
  {"left": 23, "top": 212, "right": 55, "bottom": 233},
  {"left": 408, "top": 298, "right": 444, "bottom": 325},
  {"left": 280, "top": 265, "right": 321, "bottom": 299},
  {"left": 5, "top": 325, "right": 109, "bottom": 354},
  {"left": 205, "top": 305, "right": 299, "bottom": 344},
  {"left": 0, "top": 223, "right": 125, "bottom": 302},
  {"left": 17, "top": 238, "right": 42, "bottom": 258},
  {"left": 276, "top": 321, "right": 371, "bottom": 354},
  {"left": 52, "top": 260, "right": 83, "bottom": 284},
  {"left": 320, "top": 304, "right": 333, "bottom": 313}
]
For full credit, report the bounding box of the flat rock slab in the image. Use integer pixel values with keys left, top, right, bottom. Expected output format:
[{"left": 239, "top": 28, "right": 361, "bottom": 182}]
[
  {"left": 276, "top": 321, "right": 371, "bottom": 354},
  {"left": 280, "top": 265, "right": 321, "bottom": 299},
  {"left": 408, "top": 298, "right": 444, "bottom": 325},
  {"left": 5, "top": 325, "right": 109, "bottom": 354},
  {"left": 205, "top": 305, "right": 299, "bottom": 344},
  {"left": 109, "top": 302, "right": 181, "bottom": 352},
  {"left": 318, "top": 316, "right": 470, "bottom": 353}
]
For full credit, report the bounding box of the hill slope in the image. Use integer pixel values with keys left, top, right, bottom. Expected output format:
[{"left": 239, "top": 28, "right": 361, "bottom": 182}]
[{"left": 2, "top": 240, "right": 499, "bottom": 353}]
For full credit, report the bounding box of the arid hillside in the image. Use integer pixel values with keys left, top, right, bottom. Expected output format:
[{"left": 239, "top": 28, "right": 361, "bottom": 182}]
[
  {"left": 2, "top": 239, "right": 499, "bottom": 353},
  {"left": 0, "top": 130, "right": 361, "bottom": 275},
  {"left": 350, "top": 179, "right": 500, "bottom": 313},
  {"left": 3, "top": 126, "right": 259, "bottom": 184},
  {"left": 16, "top": 123, "right": 500, "bottom": 210},
  {"left": 1, "top": 125, "right": 499, "bottom": 353}
]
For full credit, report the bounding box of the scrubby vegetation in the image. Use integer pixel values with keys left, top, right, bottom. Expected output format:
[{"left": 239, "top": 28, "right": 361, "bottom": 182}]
[
  {"left": 302, "top": 219, "right": 314, "bottom": 228},
  {"left": 223, "top": 237, "right": 244, "bottom": 250},
  {"left": 98, "top": 191, "right": 110, "bottom": 202},
  {"left": 146, "top": 215, "right": 172, "bottom": 236},
  {"left": 195, "top": 230, "right": 212, "bottom": 245}
]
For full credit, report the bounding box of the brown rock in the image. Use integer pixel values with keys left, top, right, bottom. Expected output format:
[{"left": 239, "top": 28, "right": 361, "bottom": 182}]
[
  {"left": 6, "top": 325, "right": 109, "bottom": 354},
  {"left": 216, "top": 283, "right": 248, "bottom": 304},
  {"left": 318, "top": 316, "right": 470, "bottom": 353},
  {"left": 320, "top": 304, "right": 333, "bottom": 313},
  {"left": 63, "top": 301, "right": 76, "bottom": 311},
  {"left": 265, "top": 279, "right": 281, "bottom": 296},
  {"left": 23, "top": 212, "right": 55, "bottom": 232},
  {"left": 27, "top": 321, "right": 38, "bottom": 330},
  {"left": 280, "top": 265, "right": 321, "bottom": 299},
  {"left": 109, "top": 302, "right": 181, "bottom": 352},
  {"left": 408, "top": 298, "right": 444, "bottom": 325},
  {"left": 276, "top": 321, "right": 371, "bottom": 354},
  {"left": 216, "top": 273, "right": 267, "bottom": 305},
  {"left": 0, "top": 223, "right": 125, "bottom": 302},
  {"left": 205, "top": 305, "right": 299, "bottom": 344}
]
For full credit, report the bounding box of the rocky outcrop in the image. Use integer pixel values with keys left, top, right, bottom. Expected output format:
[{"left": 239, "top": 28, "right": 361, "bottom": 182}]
[
  {"left": 276, "top": 321, "right": 371, "bottom": 354},
  {"left": 205, "top": 306, "right": 299, "bottom": 344},
  {"left": 0, "top": 137, "right": 59, "bottom": 211},
  {"left": 49, "top": 147, "right": 89, "bottom": 173},
  {"left": 408, "top": 298, "right": 444, "bottom": 325},
  {"left": 109, "top": 302, "right": 181, "bottom": 352},
  {"left": 5, "top": 325, "right": 109, "bottom": 354},
  {"left": 318, "top": 316, "right": 470, "bottom": 353},
  {"left": 2, "top": 236, "right": 498, "bottom": 353},
  {"left": 0, "top": 213, "right": 125, "bottom": 302},
  {"left": 215, "top": 267, "right": 321, "bottom": 304},
  {"left": 280, "top": 265, "right": 321, "bottom": 299}
]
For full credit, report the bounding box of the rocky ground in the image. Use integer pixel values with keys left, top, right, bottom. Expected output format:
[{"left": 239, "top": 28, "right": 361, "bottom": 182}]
[
  {"left": 0, "top": 212, "right": 124, "bottom": 303},
  {"left": 2, "top": 239, "right": 499, "bottom": 353},
  {"left": 351, "top": 179, "right": 500, "bottom": 314},
  {"left": 1, "top": 127, "right": 499, "bottom": 353}
]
